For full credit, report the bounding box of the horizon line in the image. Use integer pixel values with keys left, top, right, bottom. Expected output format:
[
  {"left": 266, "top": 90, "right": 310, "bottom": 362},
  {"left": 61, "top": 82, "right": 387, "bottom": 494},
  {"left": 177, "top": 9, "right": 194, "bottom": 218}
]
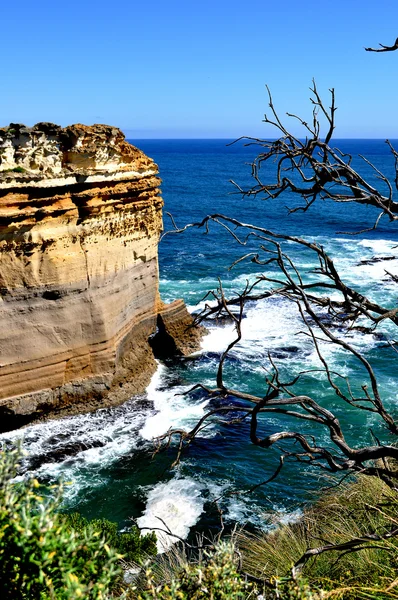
[{"left": 125, "top": 136, "right": 398, "bottom": 141}]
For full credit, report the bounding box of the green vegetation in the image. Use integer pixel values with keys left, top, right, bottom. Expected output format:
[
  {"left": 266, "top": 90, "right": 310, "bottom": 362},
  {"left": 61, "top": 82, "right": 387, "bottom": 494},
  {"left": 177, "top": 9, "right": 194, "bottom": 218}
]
[
  {"left": 3, "top": 166, "right": 25, "bottom": 173},
  {"left": 126, "top": 474, "right": 398, "bottom": 600},
  {"left": 0, "top": 446, "right": 321, "bottom": 598},
  {"left": 0, "top": 448, "right": 151, "bottom": 598},
  {"left": 127, "top": 542, "right": 323, "bottom": 599},
  {"left": 133, "top": 542, "right": 250, "bottom": 599},
  {"left": 63, "top": 513, "right": 157, "bottom": 565}
]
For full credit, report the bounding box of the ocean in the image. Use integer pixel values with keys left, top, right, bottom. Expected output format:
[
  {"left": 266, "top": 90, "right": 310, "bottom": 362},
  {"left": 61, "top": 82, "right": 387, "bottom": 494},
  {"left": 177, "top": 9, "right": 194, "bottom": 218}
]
[{"left": 2, "top": 139, "right": 398, "bottom": 552}]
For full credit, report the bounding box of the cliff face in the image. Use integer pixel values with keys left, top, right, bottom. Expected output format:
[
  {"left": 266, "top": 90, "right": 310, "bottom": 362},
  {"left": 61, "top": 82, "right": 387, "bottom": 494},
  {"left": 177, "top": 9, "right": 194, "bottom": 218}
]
[{"left": 0, "top": 123, "right": 200, "bottom": 430}]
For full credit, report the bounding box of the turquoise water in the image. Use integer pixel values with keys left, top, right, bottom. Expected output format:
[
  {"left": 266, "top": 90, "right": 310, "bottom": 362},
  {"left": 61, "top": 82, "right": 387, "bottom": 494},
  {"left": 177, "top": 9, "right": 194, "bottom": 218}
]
[{"left": 2, "top": 139, "right": 398, "bottom": 551}]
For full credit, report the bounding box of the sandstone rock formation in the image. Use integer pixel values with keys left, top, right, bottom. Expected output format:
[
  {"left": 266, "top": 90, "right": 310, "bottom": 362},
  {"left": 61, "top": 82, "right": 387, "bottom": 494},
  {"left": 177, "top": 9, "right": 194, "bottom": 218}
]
[{"left": 0, "top": 123, "right": 201, "bottom": 431}]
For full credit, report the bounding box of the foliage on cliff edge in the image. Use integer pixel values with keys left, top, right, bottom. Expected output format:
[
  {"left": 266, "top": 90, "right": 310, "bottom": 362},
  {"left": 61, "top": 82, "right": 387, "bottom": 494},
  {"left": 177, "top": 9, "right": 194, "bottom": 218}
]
[{"left": 0, "top": 448, "right": 132, "bottom": 598}]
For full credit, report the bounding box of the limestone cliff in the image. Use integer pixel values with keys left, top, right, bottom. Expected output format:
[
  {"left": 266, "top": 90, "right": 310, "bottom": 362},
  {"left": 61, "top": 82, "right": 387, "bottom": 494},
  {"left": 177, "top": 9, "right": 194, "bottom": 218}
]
[{"left": 0, "top": 123, "right": 201, "bottom": 430}]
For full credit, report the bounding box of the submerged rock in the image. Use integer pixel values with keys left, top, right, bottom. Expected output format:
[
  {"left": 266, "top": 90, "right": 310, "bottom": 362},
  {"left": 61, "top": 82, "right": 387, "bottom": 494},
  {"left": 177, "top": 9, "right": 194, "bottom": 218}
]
[
  {"left": 0, "top": 123, "right": 201, "bottom": 430},
  {"left": 358, "top": 255, "right": 397, "bottom": 265}
]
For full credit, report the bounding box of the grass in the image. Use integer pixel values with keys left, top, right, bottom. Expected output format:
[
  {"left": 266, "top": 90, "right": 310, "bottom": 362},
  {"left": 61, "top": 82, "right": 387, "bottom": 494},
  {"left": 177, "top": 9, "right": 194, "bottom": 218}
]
[
  {"left": 236, "top": 474, "right": 398, "bottom": 599},
  {"left": 124, "top": 541, "right": 252, "bottom": 599}
]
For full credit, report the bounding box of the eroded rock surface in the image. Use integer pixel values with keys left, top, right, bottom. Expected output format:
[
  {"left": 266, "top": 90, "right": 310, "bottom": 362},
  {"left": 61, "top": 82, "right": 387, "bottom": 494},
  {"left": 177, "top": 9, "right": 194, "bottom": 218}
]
[{"left": 0, "top": 123, "right": 201, "bottom": 430}]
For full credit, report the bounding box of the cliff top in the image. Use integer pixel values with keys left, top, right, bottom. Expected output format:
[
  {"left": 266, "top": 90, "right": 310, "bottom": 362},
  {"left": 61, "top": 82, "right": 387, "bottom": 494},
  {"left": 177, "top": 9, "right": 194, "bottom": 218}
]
[{"left": 0, "top": 123, "right": 157, "bottom": 188}]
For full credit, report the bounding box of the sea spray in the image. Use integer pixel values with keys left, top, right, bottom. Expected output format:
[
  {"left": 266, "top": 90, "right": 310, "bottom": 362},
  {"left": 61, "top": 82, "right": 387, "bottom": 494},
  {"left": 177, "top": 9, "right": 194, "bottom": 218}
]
[
  {"left": 137, "top": 478, "right": 205, "bottom": 552},
  {"left": 140, "top": 362, "right": 212, "bottom": 441}
]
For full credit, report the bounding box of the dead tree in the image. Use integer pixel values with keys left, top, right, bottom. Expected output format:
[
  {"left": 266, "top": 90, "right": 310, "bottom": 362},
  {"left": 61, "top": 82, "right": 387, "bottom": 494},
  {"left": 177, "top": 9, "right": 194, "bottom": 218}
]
[
  {"left": 157, "top": 84, "right": 398, "bottom": 577},
  {"left": 227, "top": 81, "right": 398, "bottom": 229},
  {"left": 365, "top": 37, "right": 398, "bottom": 52}
]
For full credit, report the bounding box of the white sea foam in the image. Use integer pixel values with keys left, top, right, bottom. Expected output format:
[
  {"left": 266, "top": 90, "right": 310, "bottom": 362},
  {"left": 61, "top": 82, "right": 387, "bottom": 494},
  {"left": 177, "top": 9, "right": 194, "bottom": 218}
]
[
  {"left": 357, "top": 238, "right": 397, "bottom": 252},
  {"left": 140, "top": 362, "right": 211, "bottom": 440},
  {"left": 293, "top": 236, "right": 398, "bottom": 290},
  {"left": 199, "top": 296, "right": 307, "bottom": 360},
  {"left": 225, "top": 495, "right": 263, "bottom": 525},
  {"left": 265, "top": 507, "right": 303, "bottom": 528},
  {"left": 329, "top": 238, "right": 398, "bottom": 293},
  {"left": 0, "top": 398, "right": 151, "bottom": 502},
  {"left": 189, "top": 240, "right": 397, "bottom": 374},
  {"left": 200, "top": 296, "right": 316, "bottom": 376},
  {"left": 196, "top": 287, "right": 388, "bottom": 390},
  {"left": 137, "top": 477, "right": 205, "bottom": 552},
  {"left": 200, "top": 321, "right": 236, "bottom": 353}
]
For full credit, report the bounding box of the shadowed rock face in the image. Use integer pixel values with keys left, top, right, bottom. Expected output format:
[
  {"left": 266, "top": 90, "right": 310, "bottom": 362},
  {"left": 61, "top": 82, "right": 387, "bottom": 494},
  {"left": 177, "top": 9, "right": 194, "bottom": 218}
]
[{"left": 0, "top": 123, "right": 201, "bottom": 431}]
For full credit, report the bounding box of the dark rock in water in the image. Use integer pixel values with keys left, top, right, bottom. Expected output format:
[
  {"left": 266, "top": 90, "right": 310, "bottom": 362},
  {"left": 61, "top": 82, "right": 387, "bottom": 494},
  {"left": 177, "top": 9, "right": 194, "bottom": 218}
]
[
  {"left": 200, "top": 311, "right": 246, "bottom": 325},
  {"left": 351, "top": 326, "right": 385, "bottom": 340},
  {"left": 133, "top": 398, "right": 154, "bottom": 411},
  {"left": 22, "top": 439, "right": 107, "bottom": 472},
  {"left": 46, "top": 432, "right": 74, "bottom": 445},
  {"left": 149, "top": 307, "right": 204, "bottom": 360},
  {"left": 157, "top": 374, "right": 184, "bottom": 390},
  {"left": 358, "top": 255, "right": 397, "bottom": 265},
  {"left": 269, "top": 346, "right": 302, "bottom": 359},
  {"left": 198, "top": 351, "right": 241, "bottom": 365},
  {"left": 277, "top": 345, "right": 300, "bottom": 354}
]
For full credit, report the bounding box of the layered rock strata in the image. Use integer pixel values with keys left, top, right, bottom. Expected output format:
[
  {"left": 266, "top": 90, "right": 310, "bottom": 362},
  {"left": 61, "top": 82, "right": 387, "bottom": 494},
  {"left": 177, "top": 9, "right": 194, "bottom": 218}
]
[{"left": 0, "top": 123, "right": 201, "bottom": 430}]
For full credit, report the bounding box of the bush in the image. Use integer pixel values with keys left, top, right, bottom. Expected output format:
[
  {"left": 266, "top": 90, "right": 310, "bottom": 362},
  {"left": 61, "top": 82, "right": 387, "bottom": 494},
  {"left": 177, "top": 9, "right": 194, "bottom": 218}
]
[
  {"left": 63, "top": 513, "right": 157, "bottom": 565},
  {"left": 133, "top": 541, "right": 250, "bottom": 599},
  {"left": 0, "top": 447, "right": 121, "bottom": 599},
  {"left": 269, "top": 578, "right": 322, "bottom": 600}
]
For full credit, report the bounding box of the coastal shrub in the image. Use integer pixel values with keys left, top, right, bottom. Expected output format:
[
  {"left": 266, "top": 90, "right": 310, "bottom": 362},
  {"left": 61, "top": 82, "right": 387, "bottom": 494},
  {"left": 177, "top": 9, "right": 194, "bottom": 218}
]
[
  {"left": 268, "top": 578, "right": 323, "bottom": 599},
  {"left": 132, "top": 541, "right": 251, "bottom": 599},
  {"left": 0, "top": 447, "right": 121, "bottom": 599},
  {"left": 63, "top": 512, "right": 157, "bottom": 564}
]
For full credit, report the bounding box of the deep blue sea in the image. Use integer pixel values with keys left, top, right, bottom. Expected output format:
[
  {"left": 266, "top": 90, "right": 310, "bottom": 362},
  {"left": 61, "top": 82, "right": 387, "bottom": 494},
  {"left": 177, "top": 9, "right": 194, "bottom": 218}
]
[{"left": 2, "top": 139, "right": 398, "bottom": 551}]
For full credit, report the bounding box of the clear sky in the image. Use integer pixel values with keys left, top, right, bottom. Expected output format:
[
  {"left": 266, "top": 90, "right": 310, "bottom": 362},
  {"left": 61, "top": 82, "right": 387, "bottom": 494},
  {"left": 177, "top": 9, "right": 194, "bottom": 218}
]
[{"left": 1, "top": 0, "right": 398, "bottom": 138}]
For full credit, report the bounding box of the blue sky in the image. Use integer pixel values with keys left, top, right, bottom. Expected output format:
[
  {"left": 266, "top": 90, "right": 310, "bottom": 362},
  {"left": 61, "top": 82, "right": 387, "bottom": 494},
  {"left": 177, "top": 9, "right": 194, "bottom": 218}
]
[{"left": 1, "top": 0, "right": 398, "bottom": 138}]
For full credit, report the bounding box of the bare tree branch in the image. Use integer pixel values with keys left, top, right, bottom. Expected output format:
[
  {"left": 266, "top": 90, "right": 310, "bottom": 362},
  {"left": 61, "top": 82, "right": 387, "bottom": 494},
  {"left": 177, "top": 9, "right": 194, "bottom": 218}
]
[
  {"left": 159, "top": 208, "right": 398, "bottom": 488},
  {"left": 155, "top": 82, "right": 398, "bottom": 575},
  {"left": 292, "top": 525, "right": 398, "bottom": 577},
  {"left": 224, "top": 83, "right": 398, "bottom": 225},
  {"left": 365, "top": 37, "right": 398, "bottom": 52}
]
